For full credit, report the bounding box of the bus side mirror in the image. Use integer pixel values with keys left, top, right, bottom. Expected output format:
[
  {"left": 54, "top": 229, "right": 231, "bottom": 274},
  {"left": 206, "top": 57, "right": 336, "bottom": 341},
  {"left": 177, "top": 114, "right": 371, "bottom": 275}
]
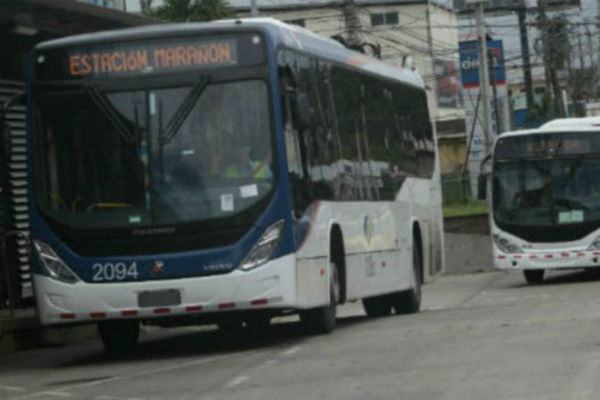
[
  {"left": 292, "top": 92, "right": 312, "bottom": 131},
  {"left": 477, "top": 173, "right": 487, "bottom": 200}
]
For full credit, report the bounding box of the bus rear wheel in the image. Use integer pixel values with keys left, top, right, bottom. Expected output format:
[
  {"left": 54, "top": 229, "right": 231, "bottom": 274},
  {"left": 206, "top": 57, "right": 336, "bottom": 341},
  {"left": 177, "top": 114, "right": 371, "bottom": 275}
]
[
  {"left": 300, "top": 262, "right": 339, "bottom": 334},
  {"left": 363, "top": 295, "right": 393, "bottom": 317},
  {"left": 391, "top": 236, "right": 422, "bottom": 315},
  {"left": 523, "top": 269, "right": 544, "bottom": 284},
  {"left": 98, "top": 320, "right": 139, "bottom": 358}
]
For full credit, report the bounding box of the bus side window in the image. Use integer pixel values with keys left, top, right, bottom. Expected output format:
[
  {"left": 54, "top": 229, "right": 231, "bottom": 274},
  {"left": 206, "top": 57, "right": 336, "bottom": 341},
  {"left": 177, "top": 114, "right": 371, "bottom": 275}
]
[{"left": 278, "top": 61, "right": 314, "bottom": 219}]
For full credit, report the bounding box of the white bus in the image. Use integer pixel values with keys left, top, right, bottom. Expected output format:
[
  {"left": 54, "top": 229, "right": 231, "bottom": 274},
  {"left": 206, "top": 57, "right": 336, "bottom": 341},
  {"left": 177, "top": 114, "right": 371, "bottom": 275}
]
[
  {"left": 29, "top": 19, "right": 444, "bottom": 355},
  {"left": 482, "top": 117, "right": 600, "bottom": 283}
]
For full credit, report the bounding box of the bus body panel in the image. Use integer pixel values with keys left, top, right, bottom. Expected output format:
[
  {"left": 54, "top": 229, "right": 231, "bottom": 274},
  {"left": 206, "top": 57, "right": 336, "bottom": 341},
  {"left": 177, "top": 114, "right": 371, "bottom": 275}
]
[
  {"left": 492, "top": 225, "right": 600, "bottom": 271},
  {"left": 35, "top": 253, "right": 297, "bottom": 325}
]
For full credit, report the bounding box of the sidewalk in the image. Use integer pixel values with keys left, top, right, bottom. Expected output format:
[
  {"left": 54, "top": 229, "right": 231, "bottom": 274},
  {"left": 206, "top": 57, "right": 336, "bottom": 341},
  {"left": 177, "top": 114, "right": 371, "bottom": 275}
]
[{"left": 0, "top": 307, "right": 96, "bottom": 355}]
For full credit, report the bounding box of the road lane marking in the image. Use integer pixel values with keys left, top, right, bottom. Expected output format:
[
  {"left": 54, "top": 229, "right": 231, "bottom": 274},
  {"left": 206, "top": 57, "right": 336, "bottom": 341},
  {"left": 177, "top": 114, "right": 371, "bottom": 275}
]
[
  {"left": 281, "top": 346, "right": 301, "bottom": 357},
  {"left": 94, "top": 397, "right": 144, "bottom": 400},
  {"left": 0, "top": 385, "right": 26, "bottom": 392},
  {"left": 8, "top": 355, "right": 225, "bottom": 400},
  {"left": 37, "top": 392, "right": 72, "bottom": 398},
  {"left": 225, "top": 376, "right": 249, "bottom": 388}
]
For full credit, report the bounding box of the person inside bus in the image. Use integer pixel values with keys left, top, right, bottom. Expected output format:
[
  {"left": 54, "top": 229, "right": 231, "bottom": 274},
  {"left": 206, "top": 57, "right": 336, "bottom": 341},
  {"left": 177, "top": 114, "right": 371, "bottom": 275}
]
[{"left": 221, "top": 145, "right": 272, "bottom": 179}]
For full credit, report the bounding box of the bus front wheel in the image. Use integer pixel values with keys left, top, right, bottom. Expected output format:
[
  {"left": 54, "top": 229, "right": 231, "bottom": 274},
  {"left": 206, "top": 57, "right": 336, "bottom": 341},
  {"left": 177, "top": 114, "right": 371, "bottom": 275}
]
[
  {"left": 300, "top": 262, "right": 339, "bottom": 334},
  {"left": 523, "top": 269, "right": 544, "bottom": 284},
  {"left": 98, "top": 320, "right": 139, "bottom": 357}
]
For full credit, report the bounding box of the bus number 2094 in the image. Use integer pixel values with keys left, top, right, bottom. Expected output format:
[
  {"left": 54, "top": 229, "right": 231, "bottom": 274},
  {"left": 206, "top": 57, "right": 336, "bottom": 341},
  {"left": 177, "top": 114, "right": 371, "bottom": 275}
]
[{"left": 92, "top": 262, "right": 139, "bottom": 282}]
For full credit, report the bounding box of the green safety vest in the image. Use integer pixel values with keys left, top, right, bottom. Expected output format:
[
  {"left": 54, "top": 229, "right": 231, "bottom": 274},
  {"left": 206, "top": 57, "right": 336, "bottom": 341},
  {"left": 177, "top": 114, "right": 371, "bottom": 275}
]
[{"left": 224, "top": 161, "right": 269, "bottom": 178}]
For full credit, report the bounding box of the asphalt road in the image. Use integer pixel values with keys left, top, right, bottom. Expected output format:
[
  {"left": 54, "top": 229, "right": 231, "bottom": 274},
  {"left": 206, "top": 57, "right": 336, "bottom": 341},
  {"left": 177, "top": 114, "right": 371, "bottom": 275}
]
[{"left": 3, "top": 269, "right": 600, "bottom": 400}]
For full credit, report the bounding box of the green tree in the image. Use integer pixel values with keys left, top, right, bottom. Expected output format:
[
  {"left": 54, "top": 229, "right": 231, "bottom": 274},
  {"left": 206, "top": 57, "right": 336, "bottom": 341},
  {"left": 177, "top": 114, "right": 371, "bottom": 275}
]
[{"left": 146, "top": 0, "right": 235, "bottom": 22}]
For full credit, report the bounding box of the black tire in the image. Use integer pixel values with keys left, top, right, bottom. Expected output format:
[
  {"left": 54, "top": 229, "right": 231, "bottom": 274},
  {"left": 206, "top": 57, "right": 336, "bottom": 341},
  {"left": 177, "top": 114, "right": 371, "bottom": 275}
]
[
  {"left": 523, "top": 269, "right": 544, "bottom": 284},
  {"left": 217, "top": 318, "right": 244, "bottom": 335},
  {"left": 245, "top": 315, "right": 271, "bottom": 336},
  {"left": 98, "top": 320, "right": 140, "bottom": 358},
  {"left": 301, "top": 262, "right": 339, "bottom": 334},
  {"left": 391, "top": 235, "right": 422, "bottom": 315},
  {"left": 363, "top": 295, "right": 393, "bottom": 317}
]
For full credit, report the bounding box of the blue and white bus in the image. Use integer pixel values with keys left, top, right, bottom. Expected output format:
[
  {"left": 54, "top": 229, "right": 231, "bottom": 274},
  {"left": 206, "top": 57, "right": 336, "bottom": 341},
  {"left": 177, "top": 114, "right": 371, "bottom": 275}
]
[{"left": 28, "top": 19, "right": 444, "bottom": 355}]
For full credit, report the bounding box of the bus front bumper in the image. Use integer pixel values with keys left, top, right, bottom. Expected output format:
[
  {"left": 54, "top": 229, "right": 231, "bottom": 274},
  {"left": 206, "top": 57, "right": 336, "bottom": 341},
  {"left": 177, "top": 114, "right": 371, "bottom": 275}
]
[
  {"left": 34, "top": 254, "right": 297, "bottom": 325},
  {"left": 494, "top": 250, "right": 600, "bottom": 270}
]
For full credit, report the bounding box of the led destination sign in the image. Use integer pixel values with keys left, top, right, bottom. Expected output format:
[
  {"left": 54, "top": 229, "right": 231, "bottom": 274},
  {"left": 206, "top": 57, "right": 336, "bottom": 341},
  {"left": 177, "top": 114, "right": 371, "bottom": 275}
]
[
  {"left": 68, "top": 40, "right": 238, "bottom": 77},
  {"left": 35, "top": 33, "right": 266, "bottom": 81}
]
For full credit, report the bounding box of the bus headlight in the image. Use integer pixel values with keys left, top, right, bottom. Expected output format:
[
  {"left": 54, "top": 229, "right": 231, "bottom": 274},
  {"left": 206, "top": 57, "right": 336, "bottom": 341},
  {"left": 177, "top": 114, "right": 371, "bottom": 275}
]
[
  {"left": 239, "top": 220, "right": 285, "bottom": 271},
  {"left": 33, "top": 241, "right": 79, "bottom": 284},
  {"left": 493, "top": 234, "right": 523, "bottom": 254},
  {"left": 588, "top": 236, "right": 600, "bottom": 250}
]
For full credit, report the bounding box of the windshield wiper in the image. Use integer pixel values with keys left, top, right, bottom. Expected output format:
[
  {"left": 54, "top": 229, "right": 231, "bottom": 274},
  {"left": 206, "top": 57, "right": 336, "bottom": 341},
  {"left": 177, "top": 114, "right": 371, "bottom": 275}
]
[
  {"left": 159, "top": 76, "right": 210, "bottom": 146},
  {"left": 87, "top": 85, "right": 137, "bottom": 143}
]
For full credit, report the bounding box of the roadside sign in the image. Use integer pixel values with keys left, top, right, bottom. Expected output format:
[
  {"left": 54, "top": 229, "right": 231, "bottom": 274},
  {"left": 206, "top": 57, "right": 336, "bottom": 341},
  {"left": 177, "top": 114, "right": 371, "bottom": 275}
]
[{"left": 459, "top": 40, "right": 505, "bottom": 88}]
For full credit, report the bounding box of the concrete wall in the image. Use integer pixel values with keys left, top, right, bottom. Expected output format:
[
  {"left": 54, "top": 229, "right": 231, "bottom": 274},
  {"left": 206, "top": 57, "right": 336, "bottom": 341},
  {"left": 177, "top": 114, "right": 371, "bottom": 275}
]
[{"left": 444, "top": 214, "right": 493, "bottom": 275}]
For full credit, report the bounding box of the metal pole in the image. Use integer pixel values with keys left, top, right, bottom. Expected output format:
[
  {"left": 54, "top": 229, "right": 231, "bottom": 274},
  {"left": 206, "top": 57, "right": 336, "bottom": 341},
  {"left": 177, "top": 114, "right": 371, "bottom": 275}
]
[
  {"left": 250, "top": 0, "right": 259, "bottom": 17},
  {"left": 475, "top": 1, "right": 492, "bottom": 153},
  {"left": 577, "top": 29, "right": 585, "bottom": 69},
  {"left": 343, "top": 0, "right": 361, "bottom": 47},
  {"left": 517, "top": 7, "right": 534, "bottom": 110}
]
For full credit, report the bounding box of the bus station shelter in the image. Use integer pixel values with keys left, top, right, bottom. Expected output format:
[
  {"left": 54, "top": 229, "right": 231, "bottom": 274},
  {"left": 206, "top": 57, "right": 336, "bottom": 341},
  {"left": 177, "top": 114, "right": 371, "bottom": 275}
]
[{"left": 0, "top": 0, "right": 156, "bottom": 312}]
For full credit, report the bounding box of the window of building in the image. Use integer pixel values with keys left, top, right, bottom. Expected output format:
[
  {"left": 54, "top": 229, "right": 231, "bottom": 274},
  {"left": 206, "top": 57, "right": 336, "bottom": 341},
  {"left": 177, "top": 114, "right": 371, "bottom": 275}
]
[
  {"left": 371, "top": 12, "right": 399, "bottom": 27},
  {"left": 285, "top": 19, "right": 306, "bottom": 28}
]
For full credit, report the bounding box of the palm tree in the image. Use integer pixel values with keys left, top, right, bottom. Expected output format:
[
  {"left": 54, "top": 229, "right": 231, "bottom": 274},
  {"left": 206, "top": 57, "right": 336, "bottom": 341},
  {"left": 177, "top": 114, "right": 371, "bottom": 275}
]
[{"left": 146, "top": 0, "right": 235, "bottom": 22}]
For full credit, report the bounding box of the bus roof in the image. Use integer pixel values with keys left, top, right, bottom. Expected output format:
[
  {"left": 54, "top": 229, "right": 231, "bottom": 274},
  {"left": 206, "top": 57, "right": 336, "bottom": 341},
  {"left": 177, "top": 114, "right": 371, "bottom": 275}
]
[
  {"left": 540, "top": 117, "right": 600, "bottom": 129},
  {"left": 34, "top": 18, "right": 425, "bottom": 90},
  {"left": 499, "top": 126, "right": 600, "bottom": 138}
]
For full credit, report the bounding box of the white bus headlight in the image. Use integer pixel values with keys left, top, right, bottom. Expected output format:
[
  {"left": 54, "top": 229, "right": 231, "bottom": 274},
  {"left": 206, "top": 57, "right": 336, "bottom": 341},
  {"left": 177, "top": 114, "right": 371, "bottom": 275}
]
[
  {"left": 588, "top": 236, "right": 600, "bottom": 250},
  {"left": 33, "top": 240, "right": 79, "bottom": 284},
  {"left": 239, "top": 220, "right": 285, "bottom": 271},
  {"left": 493, "top": 234, "right": 523, "bottom": 254}
]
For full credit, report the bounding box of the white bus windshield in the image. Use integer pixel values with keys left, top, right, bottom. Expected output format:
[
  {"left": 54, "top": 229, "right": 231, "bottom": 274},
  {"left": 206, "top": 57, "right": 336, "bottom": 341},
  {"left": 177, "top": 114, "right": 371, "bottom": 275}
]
[
  {"left": 494, "top": 155, "right": 600, "bottom": 227},
  {"left": 33, "top": 79, "right": 274, "bottom": 229}
]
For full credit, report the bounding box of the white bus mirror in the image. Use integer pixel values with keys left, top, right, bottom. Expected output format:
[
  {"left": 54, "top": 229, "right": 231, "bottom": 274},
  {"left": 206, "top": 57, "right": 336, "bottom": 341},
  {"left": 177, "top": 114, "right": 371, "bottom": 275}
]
[{"left": 477, "top": 174, "right": 487, "bottom": 200}]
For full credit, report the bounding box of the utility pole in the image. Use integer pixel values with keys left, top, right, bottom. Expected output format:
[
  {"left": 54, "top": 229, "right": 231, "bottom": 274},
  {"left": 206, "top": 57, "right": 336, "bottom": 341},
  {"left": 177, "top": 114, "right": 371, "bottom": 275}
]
[
  {"left": 577, "top": 28, "right": 585, "bottom": 69},
  {"left": 585, "top": 25, "right": 594, "bottom": 69},
  {"left": 517, "top": 7, "right": 535, "bottom": 111},
  {"left": 473, "top": 0, "right": 493, "bottom": 152},
  {"left": 250, "top": 0, "right": 259, "bottom": 17},
  {"left": 537, "top": 0, "right": 565, "bottom": 117},
  {"left": 343, "top": 0, "right": 361, "bottom": 47}
]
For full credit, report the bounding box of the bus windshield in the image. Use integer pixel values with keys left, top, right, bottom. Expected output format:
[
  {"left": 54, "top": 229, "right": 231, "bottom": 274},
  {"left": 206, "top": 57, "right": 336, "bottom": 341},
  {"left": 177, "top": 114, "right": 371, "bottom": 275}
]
[
  {"left": 33, "top": 79, "right": 274, "bottom": 229},
  {"left": 493, "top": 157, "right": 600, "bottom": 227}
]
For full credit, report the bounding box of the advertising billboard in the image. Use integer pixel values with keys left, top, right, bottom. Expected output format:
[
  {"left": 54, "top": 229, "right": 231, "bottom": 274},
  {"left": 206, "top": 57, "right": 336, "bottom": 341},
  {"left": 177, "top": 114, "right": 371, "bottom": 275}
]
[{"left": 459, "top": 39, "right": 506, "bottom": 88}]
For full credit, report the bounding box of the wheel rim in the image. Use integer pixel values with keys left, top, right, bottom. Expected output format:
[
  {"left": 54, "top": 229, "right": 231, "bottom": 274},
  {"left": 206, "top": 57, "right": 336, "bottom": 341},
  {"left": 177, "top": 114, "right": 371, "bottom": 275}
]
[
  {"left": 413, "top": 243, "right": 422, "bottom": 298},
  {"left": 331, "top": 262, "right": 340, "bottom": 304}
]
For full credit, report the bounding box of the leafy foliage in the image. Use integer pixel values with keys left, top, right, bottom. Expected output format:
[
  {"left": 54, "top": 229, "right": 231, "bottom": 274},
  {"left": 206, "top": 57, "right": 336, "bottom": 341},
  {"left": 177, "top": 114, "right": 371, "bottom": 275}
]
[{"left": 146, "top": 0, "right": 235, "bottom": 22}]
